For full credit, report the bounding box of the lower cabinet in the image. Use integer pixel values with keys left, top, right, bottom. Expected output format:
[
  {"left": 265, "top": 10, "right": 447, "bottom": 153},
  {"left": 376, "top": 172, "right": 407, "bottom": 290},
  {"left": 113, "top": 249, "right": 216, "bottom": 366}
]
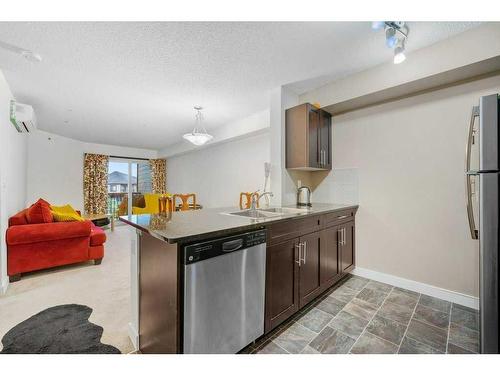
[
  {"left": 320, "top": 225, "right": 341, "bottom": 287},
  {"left": 339, "top": 221, "right": 355, "bottom": 273},
  {"left": 265, "top": 238, "right": 300, "bottom": 333},
  {"left": 265, "top": 216, "right": 356, "bottom": 334},
  {"left": 298, "top": 231, "right": 322, "bottom": 308}
]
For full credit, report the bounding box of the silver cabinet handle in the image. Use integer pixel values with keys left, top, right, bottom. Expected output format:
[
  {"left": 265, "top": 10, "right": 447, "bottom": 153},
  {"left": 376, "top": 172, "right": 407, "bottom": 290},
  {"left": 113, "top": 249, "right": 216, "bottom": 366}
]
[
  {"left": 338, "top": 229, "right": 342, "bottom": 246},
  {"left": 339, "top": 227, "right": 345, "bottom": 246},
  {"left": 465, "top": 106, "right": 479, "bottom": 240},
  {"left": 295, "top": 243, "right": 302, "bottom": 266},
  {"left": 343, "top": 228, "right": 346, "bottom": 245},
  {"left": 302, "top": 241, "right": 307, "bottom": 265}
]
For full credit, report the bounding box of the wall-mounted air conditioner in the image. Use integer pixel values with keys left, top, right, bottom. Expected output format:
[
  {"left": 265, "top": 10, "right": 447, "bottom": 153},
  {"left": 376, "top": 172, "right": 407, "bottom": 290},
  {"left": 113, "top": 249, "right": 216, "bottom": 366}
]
[{"left": 9, "top": 100, "right": 37, "bottom": 133}]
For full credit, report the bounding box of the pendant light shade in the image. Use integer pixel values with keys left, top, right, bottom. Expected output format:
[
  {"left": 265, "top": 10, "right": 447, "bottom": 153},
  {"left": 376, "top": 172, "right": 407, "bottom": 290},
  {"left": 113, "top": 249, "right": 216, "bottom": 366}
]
[{"left": 183, "top": 106, "right": 213, "bottom": 146}]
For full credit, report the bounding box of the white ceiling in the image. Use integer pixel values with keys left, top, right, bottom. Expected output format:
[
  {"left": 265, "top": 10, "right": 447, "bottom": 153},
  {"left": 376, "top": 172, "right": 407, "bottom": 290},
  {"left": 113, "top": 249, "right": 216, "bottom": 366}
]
[{"left": 0, "top": 22, "right": 481, "bottom": 150}]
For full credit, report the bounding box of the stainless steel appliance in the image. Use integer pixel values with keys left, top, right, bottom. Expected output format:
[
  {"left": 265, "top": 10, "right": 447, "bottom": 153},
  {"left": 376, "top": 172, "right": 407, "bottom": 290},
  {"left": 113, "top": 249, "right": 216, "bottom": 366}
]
[
  {"left": 466, "top": 93, "right": 500, "bottom": 354},
  {"left": 183, "top": 230, "right": 266, "bottom": 354},
  {"left": 297, "top": 186, "right": 312, "bottom": 207}
]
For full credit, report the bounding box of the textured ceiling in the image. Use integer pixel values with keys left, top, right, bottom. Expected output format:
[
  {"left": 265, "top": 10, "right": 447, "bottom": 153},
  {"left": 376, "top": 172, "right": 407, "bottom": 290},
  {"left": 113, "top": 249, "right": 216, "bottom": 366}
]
[{"left": 0, "top": 22, "right": 481, "bottom": 150}]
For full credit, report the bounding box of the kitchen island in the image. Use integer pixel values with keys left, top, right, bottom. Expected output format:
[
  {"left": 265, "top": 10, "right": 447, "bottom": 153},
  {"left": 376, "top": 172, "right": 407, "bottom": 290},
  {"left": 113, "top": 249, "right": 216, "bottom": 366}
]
[{"left": 120, "top": 203, "right": 358, "bottom": 354}]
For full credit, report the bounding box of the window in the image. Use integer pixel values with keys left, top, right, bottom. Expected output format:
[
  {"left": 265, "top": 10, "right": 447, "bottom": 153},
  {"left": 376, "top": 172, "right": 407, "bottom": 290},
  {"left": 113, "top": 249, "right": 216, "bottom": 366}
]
[{"left": 107, "top": 159, "right": 152, "bottom": 218}]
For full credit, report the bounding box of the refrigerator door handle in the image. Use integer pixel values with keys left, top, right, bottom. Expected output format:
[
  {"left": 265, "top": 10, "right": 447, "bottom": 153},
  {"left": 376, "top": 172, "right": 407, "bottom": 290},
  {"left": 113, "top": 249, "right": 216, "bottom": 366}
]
[
  {"left": 465, "top": 106, "right": 480, "bottom": 173},
  {"left": 466, "top": 174, "right": 479, "bottom": 240},
  {"left": 465, "top": 106, "right": 480, "bottom": 240}
]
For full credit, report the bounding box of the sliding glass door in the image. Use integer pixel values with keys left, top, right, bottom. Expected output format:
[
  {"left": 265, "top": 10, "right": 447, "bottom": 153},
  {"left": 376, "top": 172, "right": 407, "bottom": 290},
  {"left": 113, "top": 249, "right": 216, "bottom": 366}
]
[{"left": 107, "top": 158, "right": 152, "bottom": 218}]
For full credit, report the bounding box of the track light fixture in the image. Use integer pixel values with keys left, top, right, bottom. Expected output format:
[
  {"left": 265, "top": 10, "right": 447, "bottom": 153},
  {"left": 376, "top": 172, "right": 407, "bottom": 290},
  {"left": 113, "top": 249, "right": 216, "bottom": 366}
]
[
  {"left": 372, "top": 21, "right": 409, "bottom": 64},
  {"left": 393, "top": 39, "right": 406, "bottom": 64}
]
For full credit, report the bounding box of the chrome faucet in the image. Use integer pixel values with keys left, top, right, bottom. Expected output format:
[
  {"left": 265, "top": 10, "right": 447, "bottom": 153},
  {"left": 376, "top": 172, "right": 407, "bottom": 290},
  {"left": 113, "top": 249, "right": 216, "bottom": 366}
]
[{"left": 250, "top": 191, "right": 274, "bottom": 212}]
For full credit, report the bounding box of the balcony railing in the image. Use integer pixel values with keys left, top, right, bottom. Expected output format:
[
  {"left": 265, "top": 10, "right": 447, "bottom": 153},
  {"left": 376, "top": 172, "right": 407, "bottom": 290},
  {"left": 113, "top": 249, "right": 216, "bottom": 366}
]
[{"left": 107, "top": 192, "right": 145, "bottom": 218}]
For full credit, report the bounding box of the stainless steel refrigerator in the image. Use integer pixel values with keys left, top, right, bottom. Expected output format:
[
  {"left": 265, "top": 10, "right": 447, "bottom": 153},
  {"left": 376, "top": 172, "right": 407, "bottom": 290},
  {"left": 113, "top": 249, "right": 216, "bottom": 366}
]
[{"left": 466, "top": 93, "right": 500, "bottom": 354}]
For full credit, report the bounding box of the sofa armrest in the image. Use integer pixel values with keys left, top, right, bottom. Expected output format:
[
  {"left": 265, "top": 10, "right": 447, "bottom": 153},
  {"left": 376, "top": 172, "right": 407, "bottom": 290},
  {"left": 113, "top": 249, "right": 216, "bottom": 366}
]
[{"left": 6, "top": 221, "right": 92, "bottom": 246}]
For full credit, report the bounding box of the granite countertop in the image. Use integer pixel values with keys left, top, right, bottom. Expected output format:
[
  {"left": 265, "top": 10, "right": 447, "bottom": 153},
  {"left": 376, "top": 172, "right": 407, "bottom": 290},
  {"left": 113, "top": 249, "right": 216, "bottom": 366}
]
[{"left": 119, "top": 203, "right": 358, "bottom": 245}]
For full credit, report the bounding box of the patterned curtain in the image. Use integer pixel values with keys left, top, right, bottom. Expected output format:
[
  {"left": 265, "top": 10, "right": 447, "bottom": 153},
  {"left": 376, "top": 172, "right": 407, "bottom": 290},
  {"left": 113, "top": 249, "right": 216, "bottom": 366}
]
[
  {"left": 150, "top": 159, "right": 167, "bottom": 194},
  {"left": 83, "top": 153, "right": 109, "bottom": 214}
]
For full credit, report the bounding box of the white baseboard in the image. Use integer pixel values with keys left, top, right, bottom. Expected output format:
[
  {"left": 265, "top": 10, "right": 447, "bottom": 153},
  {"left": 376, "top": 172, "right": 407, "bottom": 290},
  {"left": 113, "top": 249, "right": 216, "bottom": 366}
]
[
  {"left": 0, "top": 277, "right": 8, "bottom": 295},
  {"left": 351, "top": 267, "right": 479, "bottom": 310},
  {"left": 128, "top": 322, "right": 139, "bottom": 351}
]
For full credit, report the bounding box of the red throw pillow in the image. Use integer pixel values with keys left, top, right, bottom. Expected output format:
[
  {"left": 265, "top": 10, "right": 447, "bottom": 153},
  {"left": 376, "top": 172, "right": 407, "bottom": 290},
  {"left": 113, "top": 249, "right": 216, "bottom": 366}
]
[{"left": 26, "top": 198, "right": 53, "bottom": 224}]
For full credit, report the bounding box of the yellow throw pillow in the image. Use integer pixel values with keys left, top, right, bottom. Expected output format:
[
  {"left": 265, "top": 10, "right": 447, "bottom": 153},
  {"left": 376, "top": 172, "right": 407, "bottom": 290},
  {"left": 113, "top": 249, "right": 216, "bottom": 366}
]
[{"left": 50, "top": 204, "right": 84, "bottom": 222}]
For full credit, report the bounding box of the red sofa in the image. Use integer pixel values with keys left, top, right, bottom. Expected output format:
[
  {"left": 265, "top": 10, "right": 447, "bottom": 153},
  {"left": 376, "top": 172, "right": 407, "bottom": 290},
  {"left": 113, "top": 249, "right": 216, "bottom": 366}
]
[{"left": 6, "top": 208, "right": 106, "bottom": 282}]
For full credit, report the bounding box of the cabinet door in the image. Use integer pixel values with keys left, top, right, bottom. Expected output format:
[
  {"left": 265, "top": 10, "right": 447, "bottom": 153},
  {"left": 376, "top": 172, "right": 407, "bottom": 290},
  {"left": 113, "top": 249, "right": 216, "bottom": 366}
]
[
  {"left": 320, "top": 226, "right": 340, "bottom": 288},
  {"left": 298, "top": 231, "right": 322, "bottom": 308},
  {"left": 319, "top": 110, "right": 331, "bottom": 170},
  {"left": 340, "top": 221, "right": 355, "bottom": 273},
  {"left": 265, "top": 238, "right": 300, "bottom": 333},
  {"left": 308, "top": 107, "right": 320, "bottom": 168}
]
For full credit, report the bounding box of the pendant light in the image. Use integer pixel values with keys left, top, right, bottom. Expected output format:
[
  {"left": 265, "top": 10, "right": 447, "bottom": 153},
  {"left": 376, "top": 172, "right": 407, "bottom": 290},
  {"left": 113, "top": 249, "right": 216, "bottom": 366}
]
[{"left": 182, "top": 106, "right": 213, "bottom": 146}]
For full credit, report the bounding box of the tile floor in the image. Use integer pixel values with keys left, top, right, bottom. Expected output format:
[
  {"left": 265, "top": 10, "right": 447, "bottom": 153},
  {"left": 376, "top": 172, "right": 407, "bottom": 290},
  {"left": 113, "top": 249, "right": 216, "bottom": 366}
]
[{"left": 242, "top": 275, "right": 479, "bottom": 354}]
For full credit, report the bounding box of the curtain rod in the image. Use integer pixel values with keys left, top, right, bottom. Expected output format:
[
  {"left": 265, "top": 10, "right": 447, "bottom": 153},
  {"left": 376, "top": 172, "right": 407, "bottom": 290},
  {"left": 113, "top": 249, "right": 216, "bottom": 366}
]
[{"left": 109, "top": 155, "right": 150, "bottom": 161}]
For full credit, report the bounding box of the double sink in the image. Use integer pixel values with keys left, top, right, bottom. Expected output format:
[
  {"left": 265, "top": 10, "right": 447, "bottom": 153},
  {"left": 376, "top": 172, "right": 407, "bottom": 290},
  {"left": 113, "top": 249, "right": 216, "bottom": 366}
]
[{"left": 224, "top": 207, "right": 310, "bottom": 219}]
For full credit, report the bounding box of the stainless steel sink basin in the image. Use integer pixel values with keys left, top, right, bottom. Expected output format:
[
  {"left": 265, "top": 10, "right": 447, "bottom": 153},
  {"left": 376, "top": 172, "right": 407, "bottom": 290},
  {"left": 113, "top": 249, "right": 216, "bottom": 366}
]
[
  {"left": 259, "top": 207, "right": 309, "bottom": 215},
  {"left": 223, "top": 207, "right": 309, "bottom": 219},
  {"left": 225, "top": 210, "right": 279, "bottom": 219}
]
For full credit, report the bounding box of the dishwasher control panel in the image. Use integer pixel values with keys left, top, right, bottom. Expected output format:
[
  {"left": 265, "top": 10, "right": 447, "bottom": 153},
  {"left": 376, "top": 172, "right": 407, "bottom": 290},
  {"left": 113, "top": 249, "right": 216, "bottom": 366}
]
[{"left": 183, "top": 229, "right": 266, "bottom": 265}]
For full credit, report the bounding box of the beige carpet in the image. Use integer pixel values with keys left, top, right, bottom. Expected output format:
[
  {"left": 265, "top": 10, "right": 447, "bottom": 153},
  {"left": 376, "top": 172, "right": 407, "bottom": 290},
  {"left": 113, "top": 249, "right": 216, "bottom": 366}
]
[{"left": 0, "top": 224, "right": 134, "bottom": 353}]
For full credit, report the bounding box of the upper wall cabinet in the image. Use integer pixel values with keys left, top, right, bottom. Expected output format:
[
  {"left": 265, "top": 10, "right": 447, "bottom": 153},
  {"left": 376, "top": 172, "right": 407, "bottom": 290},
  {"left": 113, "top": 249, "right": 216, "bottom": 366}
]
[{"left": 286, "top": 103, "right": 331, "bottom": 171}]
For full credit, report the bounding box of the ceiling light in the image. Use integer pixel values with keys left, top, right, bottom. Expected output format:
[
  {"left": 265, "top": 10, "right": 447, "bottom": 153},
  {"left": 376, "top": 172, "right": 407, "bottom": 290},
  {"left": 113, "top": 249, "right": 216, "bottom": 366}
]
[
  {"left": 393, "top": 47, "right": 406, "bottom": 64},
  {"left": 385, "top": 27, "right": 398, "bottom": 48},
  {"left": 372, "top": 21, "right": 409, "bottom": 64},
  {"left": 393, "top": 39, "right": 406, "bottom": 64},
  {"left": 183, "top": 106, "right": 213, "bottom": 146},
  {"left": 371, "top": 21, "right": 385, "bottom": 30}
]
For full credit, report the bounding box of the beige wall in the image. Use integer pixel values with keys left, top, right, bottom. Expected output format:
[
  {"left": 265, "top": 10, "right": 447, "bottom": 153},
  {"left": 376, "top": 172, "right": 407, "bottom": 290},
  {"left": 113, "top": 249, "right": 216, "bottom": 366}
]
[
  {"left": 26, "top": 130, "right": 157, "bottom": 211},
  {"left": 325, "top": 75, "right": 500, "bottom": 297}
]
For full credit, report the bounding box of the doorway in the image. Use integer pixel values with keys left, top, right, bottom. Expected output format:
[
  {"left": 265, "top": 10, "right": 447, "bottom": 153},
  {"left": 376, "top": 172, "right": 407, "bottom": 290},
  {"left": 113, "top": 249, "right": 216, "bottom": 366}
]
[{"left": 107, "top": 158, "right": 152, "bottom": 218}]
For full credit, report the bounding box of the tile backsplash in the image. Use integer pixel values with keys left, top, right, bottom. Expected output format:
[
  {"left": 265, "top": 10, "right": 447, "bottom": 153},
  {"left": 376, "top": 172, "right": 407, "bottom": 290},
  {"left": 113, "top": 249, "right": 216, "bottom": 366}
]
[{"left": 311, "top": 168, "right": 359, "bottom": 205}]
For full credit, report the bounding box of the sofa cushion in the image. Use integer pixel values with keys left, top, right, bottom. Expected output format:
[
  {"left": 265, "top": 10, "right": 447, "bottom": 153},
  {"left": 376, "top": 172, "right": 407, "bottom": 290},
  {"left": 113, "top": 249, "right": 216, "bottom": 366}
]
[
  {"left": 9, "top": 209, "right": 29, "bottom": 226},
  {"left": 90, "top": 224, "right": 106, "bottom": 246},
  {"left": 7, "top": 221, "right": 92, "bottom": 245},
  {"left": 26, "top": 199, "right": 53, "bottom": 224},
  {"left": 51, "top": 204, "right": 85, "bottom": 222}
]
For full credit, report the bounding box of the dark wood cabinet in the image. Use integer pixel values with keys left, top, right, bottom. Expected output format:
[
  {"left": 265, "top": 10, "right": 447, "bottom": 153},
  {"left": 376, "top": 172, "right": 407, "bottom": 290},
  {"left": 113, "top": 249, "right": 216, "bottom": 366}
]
[
  {"left": 339, "top": 221, "right": 355, "bottom": 273},
  {"left": 265, "top": 210, "right": 356, "bottom": 334},
  {"left": 308, "top": 107, "right": 320, "bottom": 169},
  {"left": 265, "top": 238, "right": 300, "bottom": 333},
  {"left": 286, "top": 103, "right": 332, "bottom": 171},
  {"left": 320, "top": 225, "right": 340, "bottom": 287},
  {"left": 319, "top": 110, "right": 332, "bottom": 169},
  {"left": 298, "top": 231, "right": 322, "bottom": 308}
]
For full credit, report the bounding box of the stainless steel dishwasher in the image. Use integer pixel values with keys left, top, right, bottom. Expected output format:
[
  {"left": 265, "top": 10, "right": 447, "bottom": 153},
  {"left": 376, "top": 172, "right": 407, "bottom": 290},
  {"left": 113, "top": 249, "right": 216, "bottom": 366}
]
[{"left": 183, "top": 229, "right": 266, "bottom": 354}]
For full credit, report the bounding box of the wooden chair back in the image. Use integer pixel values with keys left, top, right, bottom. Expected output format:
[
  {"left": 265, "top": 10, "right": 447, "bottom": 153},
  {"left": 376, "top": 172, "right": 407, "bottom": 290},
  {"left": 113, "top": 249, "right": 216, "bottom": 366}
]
[
  {"left": 173, "top": 193, "right": 197, "bottom": 211},
  {"left": 158, "top": 195, "right": 174, "bottom": 214},
  {"left": 239, "top": 192, "right": 258, "bottom": 210}
]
